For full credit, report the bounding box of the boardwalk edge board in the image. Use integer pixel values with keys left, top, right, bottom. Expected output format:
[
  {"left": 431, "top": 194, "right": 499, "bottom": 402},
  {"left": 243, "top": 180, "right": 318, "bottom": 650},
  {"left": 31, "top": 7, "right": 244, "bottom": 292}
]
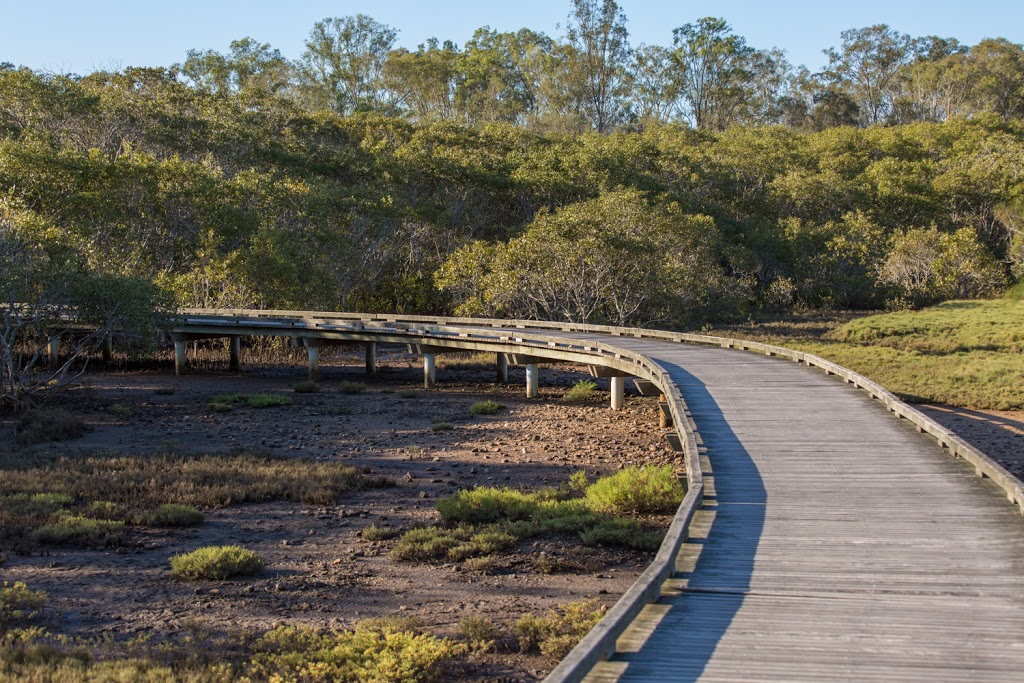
[{"left": 167, "top": 309, "right": 1023, "bottom": 683}]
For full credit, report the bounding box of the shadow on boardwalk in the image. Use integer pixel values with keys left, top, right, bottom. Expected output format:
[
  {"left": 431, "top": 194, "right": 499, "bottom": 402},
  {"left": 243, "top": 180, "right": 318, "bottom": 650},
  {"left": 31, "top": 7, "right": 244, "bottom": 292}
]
[{"left": 611, "top": 362, "right": 767, "bottom": 681}]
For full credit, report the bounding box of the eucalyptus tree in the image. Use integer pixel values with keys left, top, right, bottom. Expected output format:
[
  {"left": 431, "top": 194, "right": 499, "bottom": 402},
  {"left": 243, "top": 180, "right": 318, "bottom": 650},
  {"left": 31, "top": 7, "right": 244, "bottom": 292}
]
[
  {"left": 821, "top": 25, "right": 919, "bottom": 125},
  {"left": 298, "top": 15, "right": 398, "bottom": 114},
  {"left": 178, "top": 38, "right": 290, "bottom": 97},
  {"left": 628, "top": 44, "right": 675, "bottom": 125},
  {"left": 669, "top": 17, "right": 755, "bottom": 130},
  {"left": 564, "top": 0, "right": 631, "bottom": 132},
  {"left": 458, "top": 27, "right": 554, "bottom": 125}
]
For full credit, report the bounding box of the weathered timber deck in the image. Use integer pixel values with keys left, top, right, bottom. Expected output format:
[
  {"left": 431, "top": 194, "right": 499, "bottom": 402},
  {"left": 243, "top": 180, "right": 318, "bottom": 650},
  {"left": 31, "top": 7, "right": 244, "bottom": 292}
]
[{"left": 574, "top": 337, "right": 1024, "bottom": 682}]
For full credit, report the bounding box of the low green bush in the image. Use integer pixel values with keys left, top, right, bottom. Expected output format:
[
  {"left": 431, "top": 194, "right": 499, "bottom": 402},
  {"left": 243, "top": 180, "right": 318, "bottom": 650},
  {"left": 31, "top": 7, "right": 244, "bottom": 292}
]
[
  {"left": 396, "top": 389, "right": 421, "bottom": 399},
  {"left": 361, "top": 524, "right": 402, "bottom": 541},
  {"left": 0, "top": 581, "right": 47, "bottom": 630},
  {"left": 86, "top": 501, "right": 124, "bottom": 520},
  {"left": 170, "top": 545, "right": 265, "bottom": 580},
  {"left": 437, "top": 487, "right": 537, "bottom": 525},
  {"left": 430, "top": 420, "right": 454, "bottom": 431},
  {"left": 459, "top": 615, "right": 499, "bottom": 652},
  {"left": 513, "top": 599, "right": 606, "bottom": 658},
  {"left": 208, "top": 393, "right": 292, "bottom": 411},
  {"left": 562, "top": 380, "right": 598, "bottom": 403},
  {"left": 469, "top": 400, "right": 504, "bottom": 416},
  {"left": 338, "top": 381, "right": 366, "bottom": 394},
  {"left": 293, "top": 380, "right": 320, "bottom": 393},
  {"left": 15, "top": 409, "right": 85, "bottom": 446},
  {"left": 584, "top": 464, "right": 683, "bottom": 515},
  {"left": 149, "top": 504, "right": 204, "bottom": 527},
  {"left": 33, "top": 516, "right": 125, "bottom": 546},
  {"left": 578, "top": 518, "right": 663, "bottom": 551}
]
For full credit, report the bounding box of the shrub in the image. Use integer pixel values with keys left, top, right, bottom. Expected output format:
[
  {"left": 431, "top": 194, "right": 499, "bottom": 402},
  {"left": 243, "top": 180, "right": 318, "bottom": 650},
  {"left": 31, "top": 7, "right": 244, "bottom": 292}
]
[
  {"left": 390, "top": 527, "right": 466, "bottom": 562},
  {"left": 437, "top": 487, "right": 537, "bottom": 525},
  {"left": 14, "top": 409, "right": 85, "bottom": 446},
  {"left": 459, "top": 615, "right": 499, "bottom": 652},
  {"left": 578, "top": 519, "right": 663, "bottom": 551},
  {"left": 584, "top": 465, "right": 684, "bottom": 515},
  {"left": 293, "top": 380, "right": 320, "bottom": 393},
  {"left": 170, "top": 545, "right": 264, "bottom": 580},
  {"left": 568, "top": 470, "right": 590, "bottom": 493},
  {"left": 361, "top": 524, "right": 402, "bottom": 541},
  {"left": 0, "top": 581, "right": 46, "bottom": 630},
  {"left": 149, "top": 504, "right": 204, "bottom": 527},
  {"left": 430, "top": 421, "right": 454, "bottom": 431},
  {"left": 396, "top": 389, "right": 421, "bottom": 399},
  {"left": 208, "top": 393, "right": 292, "bottom": 410},
  {"left": 108, "top": 403, "right": 131, "bottom": 418},
  {"left": 338, "top": 381, "right": 366, "bottom": 394},
  {"left": 513, "top": 599, "right": 606, "bottom": 658},
  {"left": 562, "top": 380, "right": 597, "bottom": 403},
  {"left": 469, "top": 400, "right": 504, "bottom": 416},
  {"left": 33, "top": 516, "right": 124, "bottom": 546},
  {"left": 86, "top": 501, "right": 124, "bottom": 520},
  {"left": 248, "top": 624, "right": 466, "bottom": 682},
  {"left": 153, "top": 386, "right": 177, "bottom": 395},
  {"left": 462, "top": 555, "right": 496, "bottom": 573}
]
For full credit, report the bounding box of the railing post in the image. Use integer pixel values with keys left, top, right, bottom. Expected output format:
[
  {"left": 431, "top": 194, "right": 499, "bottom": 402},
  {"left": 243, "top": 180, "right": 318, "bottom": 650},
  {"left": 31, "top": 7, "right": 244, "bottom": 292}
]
[
  {"left": 229, "top": 335, "right": 241, "bottom": 372},
  {"left": 497, "top": 353, "right": 508, "bottom": 384},
  {"left": 424, "top": 353, "right": 436, "bottom": 389},
  {"left": 526, "top": 363, "right": 539, "bottom": 398},
  {"left": 365, "top": 342, "right": 377, "bottom": 376},
  {"left": 610, "top": 376, "right": 625, "bottom": 411}
]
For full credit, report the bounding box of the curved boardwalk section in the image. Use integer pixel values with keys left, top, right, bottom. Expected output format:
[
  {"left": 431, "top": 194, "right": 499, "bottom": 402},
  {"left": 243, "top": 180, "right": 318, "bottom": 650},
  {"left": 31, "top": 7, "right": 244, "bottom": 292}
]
[{"left": 581, "top": 338, "right": 1024, "bottom": 682}]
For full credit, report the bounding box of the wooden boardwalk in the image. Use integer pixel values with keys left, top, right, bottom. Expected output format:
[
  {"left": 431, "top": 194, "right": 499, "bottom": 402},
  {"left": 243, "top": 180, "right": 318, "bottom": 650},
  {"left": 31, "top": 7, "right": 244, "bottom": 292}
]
[{"left": 573, "top": 337, "right": 1024, "bottom": 682}]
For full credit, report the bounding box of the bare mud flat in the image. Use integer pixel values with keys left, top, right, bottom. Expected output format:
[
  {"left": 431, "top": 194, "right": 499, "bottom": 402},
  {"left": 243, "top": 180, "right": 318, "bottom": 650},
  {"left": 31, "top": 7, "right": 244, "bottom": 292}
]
[{"left": 1, "top": 348, "right": 678, "bottom": 681}]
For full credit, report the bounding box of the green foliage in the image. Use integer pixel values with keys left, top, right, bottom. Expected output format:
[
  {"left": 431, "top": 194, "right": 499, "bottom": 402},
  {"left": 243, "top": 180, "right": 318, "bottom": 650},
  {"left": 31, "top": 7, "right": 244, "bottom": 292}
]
[
  {"left": 429, "top": 420, "right": 454, "bottom": 431},
  {"left": 437, "top": 487, "right": 537, "bottom": 525},
  {"left": 0, "top": 582, "right": 46, "bottom": 631},
  {"left": 148, "top": 504, "right": 204, "bottom": 527},
  {"left": 584, "top": 465, "right": 684, "bottom": 515},
  {"left": 32, "top": 516, "right": 125, "bottom": 547},
  {"left": 170, "top": 545, "right": 264, "bottom": 580},
  {"left": 468, "top": 400, "right": 504, "bottom": 416},
  {"left": 0, "top": 451, "right": 391, "bottom": 549},
  {"left": 513, "top": 599, "right": 606, "bottom": 658},
  {"left": 248, "top": 624, "right": 467, "bottom": 683},
  {"left": 338, "top": 381, "right": 366, "bottom": 395},
  {"left": 362, "top": 524, "right": 402, "bottom": 541},
  {"left": 293, "top": 380, "right": 320, "bottom": 393},
  {"left": 14, "top": 409, "right": 85, "bottom": 446},
  {"left": 458, "top": 615, "right": 499, "bottom": 652},
  {"left": 208, "top": 392, "right": 292, "bottom": 410},
  {"left": 562, "top": 380, "right": 597, "bottom": 403},
  {"left": 578, "top": 519, "right": 664, "bottom": 551},
  {"left": 396, "top": 389, "right": 421, "bottom": 399}
]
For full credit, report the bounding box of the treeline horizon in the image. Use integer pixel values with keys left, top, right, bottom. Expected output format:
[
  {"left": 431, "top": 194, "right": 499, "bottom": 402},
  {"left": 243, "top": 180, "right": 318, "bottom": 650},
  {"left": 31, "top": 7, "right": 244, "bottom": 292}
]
[
  {"left": 1, "top": 0, "right": 1023, "bottom": 340},
  {"left": 6, "top": 1, "right": 1024, "bottom": 133}
]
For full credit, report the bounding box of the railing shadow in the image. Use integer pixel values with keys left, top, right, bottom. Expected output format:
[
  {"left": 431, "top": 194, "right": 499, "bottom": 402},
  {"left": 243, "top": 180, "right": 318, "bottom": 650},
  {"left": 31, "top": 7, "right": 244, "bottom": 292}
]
[{"left": 610, "top": 361, "right": 767, "bottom": 681}]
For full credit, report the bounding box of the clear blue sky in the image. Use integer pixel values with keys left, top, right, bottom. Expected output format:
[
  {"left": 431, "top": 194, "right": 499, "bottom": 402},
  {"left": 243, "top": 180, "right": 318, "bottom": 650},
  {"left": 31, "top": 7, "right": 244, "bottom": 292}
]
[{"left": 3, "top": 1, "right": 1021, "bottom": 76}]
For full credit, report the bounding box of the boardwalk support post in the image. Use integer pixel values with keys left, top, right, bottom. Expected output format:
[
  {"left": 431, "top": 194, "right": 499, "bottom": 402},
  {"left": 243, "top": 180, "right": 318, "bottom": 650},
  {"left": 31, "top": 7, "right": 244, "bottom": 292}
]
[
  {"left": 365, "top": 342, "right": 376, "bottom": 376},
  {"left": 229, "top": 335, "right": 241, "bottom": 372},
  {"left": 47, "top": 337, "right": 59, "bottom": 370},
  {"left": 497, "top": 353, "right": 508, "bottom": 384},
  {"left": 101, "top": 335, "right": 113, "bottom": 364},
  {"left": 424, "top": 353, "right": 436, "bottom": 389},
  {"left": 610, "top": 376, "right": 625, "bottom": 411},
  {"left": 526, "top": 363, "right": 539, "bottom": 398},
  {"left": 173, "top": 336, "right": 186, "bottom": 376},
  {"left": 306, "top": 339, "right": 321, "bottom": 380}
]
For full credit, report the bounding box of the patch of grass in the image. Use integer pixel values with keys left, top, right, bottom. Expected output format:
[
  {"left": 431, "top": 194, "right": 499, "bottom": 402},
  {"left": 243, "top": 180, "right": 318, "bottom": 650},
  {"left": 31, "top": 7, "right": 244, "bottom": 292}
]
[
  {"left": 430, "top": 421, "right": 454, "bottom": 432},
  {"left": 562, "top": 380, "right": 598, "bottom": 403},
  {"left": 152, "top": 386, "right": 177, "bottom": 395},
  {"left": 208, "top": 392, "right": 292, "bottom": 411},
  {"left": 584, "top": 465, "right": 684, "bottom": 515},
  {"left": 293, "top": 380, "right": 320, "bottom": 394},
  {"left": 396, "top": 389, "right": 421, "bottom": 399},
  {"left": 462, "top": 555, "right": 496, "bottom": 573},
  {"left": 108, "top": 403, "right": 132, "bottom": 418},
  {"left": 578, "top": 518, "right": 664, "bottom": 551},
  {"left": 0, "top": 581, "right": 46, "bottom": 630},
  {"left": 33, "top": 516, "right": 125, "bottom": 547},
  {"left": 14, "top": 409, "right": 85, "bottom": 446},
  {"left": 469, "top": 400, "right": 504, "bottom": 416},
  {"left": 86, "top": 501, "right": 124, "bottom": 520},
  {"left": 248, "top": 624, "right": 466, "bottom": 682},
  {"left": 711, "top": 301, "right": 1024, "bottom": 410},
  {"left": 361, "top": 524, "right": 402, "bottom": 541},
  {"left": 459, "top": 615, "right": 499, "bottom": 652},
  {"left": 0, "top": 452, "right": 392, "bottom": 550},
  {"left": 170, "top": 545, "right": 264, "bottom": 580},
  {"left": 513, "top": 599, "right": 606, "bottom": 659},
  {"left": 437, "top": 487, "right": 538, "bottom": 525},
  {"left": 390, "top": 527, "right": 467, "bottom": 562},
  {"left": 148, "top": 504, "right": 204, "bottom": 527},
  {"left": 338, "top": 380, "right": 366, "bottom": 394}
]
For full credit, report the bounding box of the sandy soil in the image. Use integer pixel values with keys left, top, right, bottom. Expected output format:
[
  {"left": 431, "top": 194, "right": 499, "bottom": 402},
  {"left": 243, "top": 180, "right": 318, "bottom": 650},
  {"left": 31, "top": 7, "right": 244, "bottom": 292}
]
[
  {"left": 917, "top": 404, "right": 1024, "bottom": 479},
  {"left": 0, "top": 348, "right": 678, "bottom": 681}
]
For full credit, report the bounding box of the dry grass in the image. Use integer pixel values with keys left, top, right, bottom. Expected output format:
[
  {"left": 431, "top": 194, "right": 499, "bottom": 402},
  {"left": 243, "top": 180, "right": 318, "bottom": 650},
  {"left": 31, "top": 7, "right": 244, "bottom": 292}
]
[{"left": 14, "top": 409, "right": 86, "bottom": 447}]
